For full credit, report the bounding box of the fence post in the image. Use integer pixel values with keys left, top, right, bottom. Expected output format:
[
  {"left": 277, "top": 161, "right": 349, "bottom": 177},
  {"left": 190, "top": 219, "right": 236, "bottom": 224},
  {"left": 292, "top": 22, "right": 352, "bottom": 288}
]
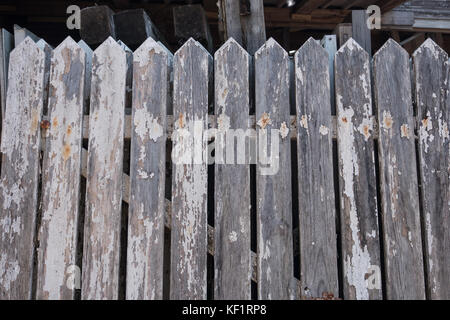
[
  {"left": 413, "top": 39, "right": 450, "bottom": 300},
  {"left": 255, "top": 38, "right": 297, "bottom": 299},
  {"left": 126, "top": 38, "right": 171, "bottom": 300},
  {"left": 214, "top": 37, "right": 251, "bottom": 300},
  {"left": 36, "top": 37, "right": 86, "bottom": 300},
  {"left": 81, "top": 37, "right": 127, "bottom": 300},
  {"left": 0, "top": 37, "right": 46, "bottom": 299},
  {"left": 335, "top": 38, "right": 382, "bottom": 300},
  {"left": 295, "top": 37, "right": 339, "bottom": 299},
  {"left": 171, "top": 38, "right": 212, "bottom": 300}
]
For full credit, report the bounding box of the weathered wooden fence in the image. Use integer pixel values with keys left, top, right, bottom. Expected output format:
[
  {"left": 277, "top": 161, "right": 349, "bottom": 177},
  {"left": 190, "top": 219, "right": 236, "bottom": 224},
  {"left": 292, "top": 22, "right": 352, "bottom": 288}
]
[{"left": 0, "top": 35, "right": 448, "bottom": 300}]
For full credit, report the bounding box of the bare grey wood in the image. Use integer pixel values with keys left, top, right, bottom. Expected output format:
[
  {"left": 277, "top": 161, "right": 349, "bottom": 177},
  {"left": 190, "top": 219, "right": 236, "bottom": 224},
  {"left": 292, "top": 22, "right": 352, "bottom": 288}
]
[
  {"left": 170, "top": 38, "right": 212, "bottom": 300},
  {"left": 80, "top": 6, "right": 116, "bottom": 47},
  {"left": 81, "top": 37, "right": 126, "bottom": 300},
  {"left": 255, "top": 38, "right": 297, "bottom": 300},
  {"left": 333, "top": 23, "right": 352, "bottom": 48},
  {"left": 36, "top": 37, "right": 86, "bottom": 300},
  {"left": 126, "top": 38, "right": 171, "bottom": 300},
  {"left": 214, "top": 38, "right": 251, "bottom": 300},
  {"left": 36, "top": 39, "right": 52, "bottom": 115},
  {"left": 373, "top": 39, "right": 426, "bottom": 300},
  {"left": 413, "top": 38, "right": 449, "bottom": 300},
  {"left": 321, "top": 35, "right": 337, "bottom": 115},
  {"left": 13, "top": 24, "right": 40, "bottom": 46},
  {"left": 77, "top": 40, "right": 93, "bottom": 114},
  {"left": 0, "top": 28, "right": 13, "bottom": 128},
  {"left": 241, "top": 0, "right": 266, "bottom": 55},
  {"left": 117, "top": 41, "right": 133, "bottom": 110},
  {"left": 0, "top": 37, "right": 46, "bottom": 299},
  {"left": 352, "top": 10, "right": 372, "bottom": 56},
  {"left": 296, "top": 37, "right": 339, "bottom": 299},
  {"left": 218, "top": 0, "right": 266, "bottom": 55},
  {"left": 335, "top": 38, "right": 382, "bottom": 300}
]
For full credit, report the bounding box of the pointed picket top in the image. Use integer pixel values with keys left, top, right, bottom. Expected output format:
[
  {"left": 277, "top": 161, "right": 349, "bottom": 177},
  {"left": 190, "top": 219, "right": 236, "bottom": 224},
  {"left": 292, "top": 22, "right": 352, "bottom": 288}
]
[
  {"left": 215, "top": 37, "right": 249, "bottom": 59},
  {"left": 295, "top": 37, "right": 328, "bottom": 61},
  {"left": 175, "top": 37, "right": 211, "bottom": 59},
  {"left": 413, "top": 37, "right": 448, "bottom": 60},
  {"left": 255, "top": 37, "right": 288, "bottom": 59},
  {"left": 36, "top": 38, "right": 53, "bottom": 50},
  {"left": 373, "top": 38, "right": 409, "bottom": 63},
  {"left": 10, "top": 36, "right": 42, "bottom": 58},
  {"left": 53, "top": 36, "right": 81, "bottom": 53},
  {"left": 134, "top": 37, "right": 169, "bottom": 66},
  {"left": 93, "top": 36, "right": 125, "bottom": 57},
  {"left": 336, "top": 37, "right": 368, "bottom": 57}
]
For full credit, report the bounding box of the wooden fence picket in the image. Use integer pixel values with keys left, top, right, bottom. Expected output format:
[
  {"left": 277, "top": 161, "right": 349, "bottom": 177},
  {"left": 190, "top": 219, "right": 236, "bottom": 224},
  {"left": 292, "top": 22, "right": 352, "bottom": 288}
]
[
  {"left": 77, "top": 40, "right": 93, "bottom": 114},
  {"left": 81, "top": 37, "right": 127, "bottom": 300},
  {"left": 170, "top": 38, "right": 211, "bottom": 300},
  {"left": 255, "top": 38, "right": 296, "bottom": 300},
  {"left": 295, "top": 38, "right": 339, "bottom": 299},
  {"left": 373, "top": 39, "right": 426, "bottom": 300},
  {"left": 214, "top": 38, "right": 251, "bottom": 300},
  {"left": 0, "top": 28, "right": 13, "bottom": 127},
  {"left": 413, "top": 39, "right": 449, "bottom": 300},
  {"left": 36, "top": 37, "right": 86, "bottom": 300},
  {"left": 0, "top": 37, "right": 47, "bottom": 299},
  {"left": 126, "top": 38, "right": 171, "bottom": 300},
  {"left": 335, "top": 38, "right": 382, "bottom": 300}
]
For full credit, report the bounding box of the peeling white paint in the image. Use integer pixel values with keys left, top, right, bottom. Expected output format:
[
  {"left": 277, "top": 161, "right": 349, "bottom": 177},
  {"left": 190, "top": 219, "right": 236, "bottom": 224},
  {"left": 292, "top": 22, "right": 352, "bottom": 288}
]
[
  {"left": 279, "top": 122, "right": 289, "bottom": 139},
  {"left": 319, "top": 125, "right": 329, "bottom": 136},
  {"left": 134, "top": 107, "right": 163, "bottom": 142}
]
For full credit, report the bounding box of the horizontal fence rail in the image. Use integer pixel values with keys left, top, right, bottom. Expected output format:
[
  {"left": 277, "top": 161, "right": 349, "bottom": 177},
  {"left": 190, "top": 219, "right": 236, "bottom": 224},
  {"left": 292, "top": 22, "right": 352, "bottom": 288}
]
[{"left": 0, "top": 35, "right": 448, "bottom": 300}]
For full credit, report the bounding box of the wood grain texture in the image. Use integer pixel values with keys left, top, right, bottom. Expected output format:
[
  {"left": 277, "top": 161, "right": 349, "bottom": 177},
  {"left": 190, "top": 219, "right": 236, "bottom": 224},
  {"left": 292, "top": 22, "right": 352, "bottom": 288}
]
[
  {"left": 321, "top": 35, "right": 337, "bottom": 115},
  {"left": 255, "top": 38, "right": 296, "bottom": 300},
  {"left": 0, "top": 28, "right": 13, "bottom": 129},
  {"left": 352, "top": 11, "right": 372, "bottom": 56},
  {"left": 126, "top": 38, "right": 171, "bottom": 300},
  {"left": 214, "top": 38, "right": 251, "bottom": 300},
  {"left": 335, "top": 38, "right": 382, "bottom": 300},
  {"left": 0, "top": 37, "right": 46, "bottom": 299},
  {"left": 413, "top": 39, "right": 449, "bottom": 300},
  {"left": 295, "top": 37, "right": 339, "bottom": 299},
  {"left": 81, "top": 37, "right": 126, "bottom": 300},
  {"left": 241, "top": 0, "right": 266, "bottom": 56},
  {"left": 170, "top": 38, "right": 212, "bottom": 300},
  {"left": 373, "top": 39, "right": 426, "bottom": 300},
  {"left": 36, "top": 37, "right": 86, "bottom": 300},
  {"left": 77, "top": 40, "right": 93, "bottom": 115}
]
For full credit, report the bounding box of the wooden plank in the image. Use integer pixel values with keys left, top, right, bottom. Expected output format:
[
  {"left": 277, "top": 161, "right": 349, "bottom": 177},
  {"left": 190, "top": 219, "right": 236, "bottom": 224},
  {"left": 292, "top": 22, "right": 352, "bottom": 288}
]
[
  {"left": 218, "top": 0, "right": 243, "bottom": 45},
  {"left": 373, "top": 39, "right": 426, "bottom": 300},
  {"left": 36, "top": 37, "right": 86, "bottom": 300},
  {"left": 81, "top": 37, "right": 126, "bottom": 300},
  {"left": 126, "top": 38, "right": 171, "bottom": 300},
  {"left": 255, "top": 38, "right": 296, "bottom": 300},
  {"left": 241, "top": 0, "right": 266, "bottom": 55},
  {"left": 173, "top": 4, "right": 213, "bottom": 53},
  {"left": 295, "top": 38, "right": 339, "bottom": 299},
  {"left": 36, "top": 39, "right": 52, "bottom": 115},
  {"left": 413, "top": 39, "right": 450, "bottom": 300},
  {"left": 117, "top": 41, "right": 133, "bottom": 110},
  {"left": 77, "top": 40, "right": 93, "bottom": 115},
  {"left": 214, "top": 38, "right": 251, "bottom": 300},
  {"left": 335, "top": 39, "right": 382, "bottom": 300},
  {"left": 352, "top": 10, "right": 372, "bottom": 56},
  {"left": 13, "top": 24, "right": 39, "bottom": 46},
  {"left": 0, "top": 37, "right": 46, "bottom": 299},
  {"left": 170, "top": 38, "right": 212, "bottom": 300},
  {"left": 321, "top": 35, "right": 337, "bottom": 114},
  {"left": 0, "top": 28, "right": 13, "bottom": 130},
  {"left": 80, "top": 5, "right": 116, "bottom": 47}
]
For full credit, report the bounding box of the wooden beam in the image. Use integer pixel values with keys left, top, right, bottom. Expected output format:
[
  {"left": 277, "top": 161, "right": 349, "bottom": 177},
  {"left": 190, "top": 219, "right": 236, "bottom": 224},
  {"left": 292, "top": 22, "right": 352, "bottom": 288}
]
[
  {"left": 79, "top": 5, "right": 116, "bottom": 47},
  {"left": 352, "top": 10, "right": 372, "bottom": 55}
]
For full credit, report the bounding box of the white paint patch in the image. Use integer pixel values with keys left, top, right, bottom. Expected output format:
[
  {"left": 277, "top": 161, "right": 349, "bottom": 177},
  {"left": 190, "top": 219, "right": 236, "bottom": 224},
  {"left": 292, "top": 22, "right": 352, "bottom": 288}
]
[
  {"left": 257, "top": 112, "right": 272, "bottom": 129},
  {"left": 419, "top": 112, "right": 434, "bottom": 153},
  {"left": 134, "top": 107, "right": 163, "bottom": 142},
  {"left": 228, "top": 231, "right": 237, "bottom": 242},
  {"left": 279, "top": 122, "right": 289, "bottom": 139},
  {"left": 319, "top": 125, "right": 329, "bottom": 136}
]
